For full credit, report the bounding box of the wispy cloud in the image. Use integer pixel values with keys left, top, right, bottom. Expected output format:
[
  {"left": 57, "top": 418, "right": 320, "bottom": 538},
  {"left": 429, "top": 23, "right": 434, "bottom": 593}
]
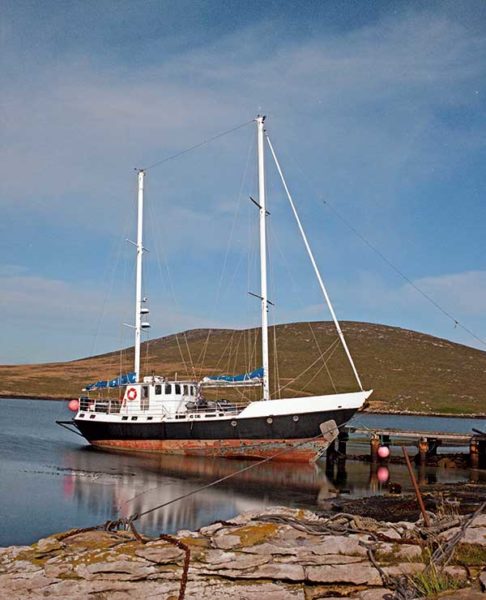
[{"left": 1, "top": 6, "right": 485, "bottom": 361}]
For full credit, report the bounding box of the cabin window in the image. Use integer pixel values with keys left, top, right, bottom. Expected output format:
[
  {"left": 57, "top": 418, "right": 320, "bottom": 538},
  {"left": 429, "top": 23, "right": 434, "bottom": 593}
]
[
  {"left": 155, "top": 384, "right": 162, "bottom": 395},
  {"left": 175, "top": 384, "right": 181, "bottom": 395},
  {"left": 165, "top": 383, "right": 172, "bottom": 394}
]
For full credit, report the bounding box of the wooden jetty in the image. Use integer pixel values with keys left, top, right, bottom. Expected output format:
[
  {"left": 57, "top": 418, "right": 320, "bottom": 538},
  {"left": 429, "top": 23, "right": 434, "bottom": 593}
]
[{"left": 335, "top": 426, "right": 486, "bottom": 468}]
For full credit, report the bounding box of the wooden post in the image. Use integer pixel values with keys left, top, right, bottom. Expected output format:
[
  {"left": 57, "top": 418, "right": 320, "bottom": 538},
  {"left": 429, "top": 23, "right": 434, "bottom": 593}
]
[
  {"left": 470, "top": 437, "right": 479, "bottom": 468},
  {"left": 403, "top": 447, "right": 430, "bottom": 528},
  {"left": 369, "top": 463, "right": 378, "bottom": 493},
  {"left": 326, "top": 440, "right": 336, "bottom": 476},
  {"left": 427, "top": 437, "right": 441, "bottom": 456},
  {"left": 337, "top": 431, "right": 348, "bottom": 459},
  {"left": 417, "top": 437, "right": 429, "bottom": 465},
  {"left": 370, "top": 434, "right": 380, "bottom": 464}
]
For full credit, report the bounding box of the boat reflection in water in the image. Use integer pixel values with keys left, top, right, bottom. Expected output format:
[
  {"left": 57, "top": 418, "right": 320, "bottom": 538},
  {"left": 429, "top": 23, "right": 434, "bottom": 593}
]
[
  {"left": 61, "top": 449, "right": 339, "bottom": 535},
  {"left": 60, "top": 446, "right": 485, "bottom": 537}
]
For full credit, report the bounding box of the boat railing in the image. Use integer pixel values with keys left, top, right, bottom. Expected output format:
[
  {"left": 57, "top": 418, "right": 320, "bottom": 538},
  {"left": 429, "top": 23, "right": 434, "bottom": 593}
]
[
  {"left": 78, "top": 397, "right": 244, "bottom": 417},
  {"left": 79, "top": 397, "right": 122, "bottom": 414}
]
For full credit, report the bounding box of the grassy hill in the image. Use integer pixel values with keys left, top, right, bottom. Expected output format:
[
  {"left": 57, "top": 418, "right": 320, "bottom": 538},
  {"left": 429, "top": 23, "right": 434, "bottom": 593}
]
[{"left": 1, "top": 321, "right": 485, "bottom": 416}]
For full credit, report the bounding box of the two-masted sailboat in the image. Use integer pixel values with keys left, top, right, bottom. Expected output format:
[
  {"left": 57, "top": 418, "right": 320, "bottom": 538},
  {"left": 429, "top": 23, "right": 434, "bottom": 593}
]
[{"left": 60, "top": 116, "right": 372, "bottom": 462}]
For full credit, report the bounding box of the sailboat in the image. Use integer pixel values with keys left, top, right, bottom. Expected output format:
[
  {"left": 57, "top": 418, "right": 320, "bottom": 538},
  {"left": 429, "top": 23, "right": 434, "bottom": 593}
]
[{"left": 61, "top": 116, "right": 372, "bottom": 462}]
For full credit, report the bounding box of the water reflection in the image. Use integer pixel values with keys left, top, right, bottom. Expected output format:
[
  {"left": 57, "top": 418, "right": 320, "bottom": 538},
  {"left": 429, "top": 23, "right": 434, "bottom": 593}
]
[
  {"left": 61, "top": 450, "right": 338, "bottom": 535},
  {"left": 1, "top": 399, "right": 485, "bottom": 546},
  {"left": 60, "top": 446, "right": 486, "bottom": 538}
]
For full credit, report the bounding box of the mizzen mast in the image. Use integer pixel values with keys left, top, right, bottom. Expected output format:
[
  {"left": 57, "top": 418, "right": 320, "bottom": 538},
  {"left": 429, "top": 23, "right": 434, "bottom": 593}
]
[
  {"left": 256, "top": 115, "right": 271, "bottom": 401},
  {"left": 134, "top": 168, "right": 145, "bottom": 383}
]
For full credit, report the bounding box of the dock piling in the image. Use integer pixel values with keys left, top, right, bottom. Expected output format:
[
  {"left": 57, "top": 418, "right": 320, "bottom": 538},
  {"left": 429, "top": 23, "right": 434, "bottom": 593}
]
[
  {"left": 370, "top": 434, "right": 380, "bottom": 464},
  {"left": 417, "top": 437, "right": 429, "bottom": 466}
]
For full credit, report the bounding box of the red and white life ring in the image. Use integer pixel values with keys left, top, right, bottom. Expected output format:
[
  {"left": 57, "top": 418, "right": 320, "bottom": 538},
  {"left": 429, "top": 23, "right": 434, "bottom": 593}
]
[{"left": 126, "top": 387, "right": 137, "bottom": 401}]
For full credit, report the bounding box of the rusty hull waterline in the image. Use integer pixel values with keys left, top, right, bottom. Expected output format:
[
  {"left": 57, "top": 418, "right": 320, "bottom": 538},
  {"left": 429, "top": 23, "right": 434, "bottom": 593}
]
[{"left": 91, "top": 437, "right": 327, "bottom": 462}]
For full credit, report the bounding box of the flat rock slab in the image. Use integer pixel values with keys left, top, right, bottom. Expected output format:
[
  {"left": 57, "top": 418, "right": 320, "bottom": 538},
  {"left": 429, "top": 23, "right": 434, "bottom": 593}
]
[{"left": 0, "top": 507, "right": 482, "bottom": 599}]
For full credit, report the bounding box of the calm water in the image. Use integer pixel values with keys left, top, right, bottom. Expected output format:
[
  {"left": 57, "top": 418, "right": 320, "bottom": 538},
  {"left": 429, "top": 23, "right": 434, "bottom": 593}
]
[{"left": 1, "top": 398, "right": 485, "bottom": 547}]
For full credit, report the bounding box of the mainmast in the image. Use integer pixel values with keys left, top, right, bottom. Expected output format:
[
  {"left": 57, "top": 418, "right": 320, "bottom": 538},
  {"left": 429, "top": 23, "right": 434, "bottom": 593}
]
[
  {"left": 134, "top": 168, "right": 145, "bottom": 383},
  {"left": 256, "top": 115, "right": 270, "bottom": 401}
]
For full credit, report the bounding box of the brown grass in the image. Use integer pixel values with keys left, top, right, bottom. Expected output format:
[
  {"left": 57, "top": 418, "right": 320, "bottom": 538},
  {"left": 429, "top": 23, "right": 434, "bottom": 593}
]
[{"left": 1, "top": 321, "right": 485, "bottom": 416}]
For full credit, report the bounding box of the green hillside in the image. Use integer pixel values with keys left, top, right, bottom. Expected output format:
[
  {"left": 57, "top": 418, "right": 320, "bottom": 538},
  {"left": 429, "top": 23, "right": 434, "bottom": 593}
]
[{"left": 1, "top": 321, "right": 485, "bottom": 416}]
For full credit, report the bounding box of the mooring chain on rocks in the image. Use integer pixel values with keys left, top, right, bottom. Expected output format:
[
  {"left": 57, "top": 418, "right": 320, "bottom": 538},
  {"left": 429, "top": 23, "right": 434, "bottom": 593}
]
[
  {"left": 159, "top": 534, "right": 191, "bottom": 600},
  {"left": 47, "top": 425, "right": 344, "bottom": 600},
  {"left": 366, "top": 544, "right": 418, "bottom": 600}
]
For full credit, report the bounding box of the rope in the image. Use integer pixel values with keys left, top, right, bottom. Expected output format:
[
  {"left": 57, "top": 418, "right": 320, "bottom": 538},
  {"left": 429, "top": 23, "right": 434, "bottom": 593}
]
[
  {"left": 132, "top": 424, "right": 337, "bottom": 520},
  {"left": 143, "top": 120, "right": 254, "bottom": 171}
]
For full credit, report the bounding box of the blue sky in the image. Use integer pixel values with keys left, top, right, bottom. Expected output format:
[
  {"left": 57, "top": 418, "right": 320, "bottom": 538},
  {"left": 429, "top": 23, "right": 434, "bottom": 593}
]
[{"left": 1, "top": 0, "right": 486, "bottom": 364}]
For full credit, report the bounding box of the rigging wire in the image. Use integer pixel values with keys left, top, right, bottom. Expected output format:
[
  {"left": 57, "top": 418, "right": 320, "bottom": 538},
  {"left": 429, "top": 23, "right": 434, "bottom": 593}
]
[
  {"left": 268, "top": 213, "right": 341, "bottom": 394},
  {"left": 320, "top": 198, "right": 486, "bottom": 348},
  {"left": 276, "top": 138, "right": 486, "bottom": 349},
  {"left": 266, "top": 134, "right": 364, "bottom": 391},
  {"left": 196, "top": 130, "right": 255, "bottom": 378},
  {"left": 301, "top": 340, "right": 340, "bottom": 392},
  {"left": 275, "top": 336, "right": 340, "bottom": 396},
  {"left": 143, "top": 120, "right": 254, "bottom": 171},
  {"left": 146, "top": 198, "right": 195, "bottom": 378}
]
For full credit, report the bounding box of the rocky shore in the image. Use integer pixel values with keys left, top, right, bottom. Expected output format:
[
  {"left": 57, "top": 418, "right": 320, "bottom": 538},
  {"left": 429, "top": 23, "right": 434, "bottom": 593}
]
[{"left": 1, "top": 505, "right": 485, "bottom": 599}]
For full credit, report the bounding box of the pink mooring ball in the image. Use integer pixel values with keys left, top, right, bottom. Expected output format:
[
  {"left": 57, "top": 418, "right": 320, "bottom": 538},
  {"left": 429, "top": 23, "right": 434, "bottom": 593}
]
[
  {"left": 68, "top": 399, "right": 80, "bottom": 412},
  {"left": 377, "top": 466, "right": 390, "bottom": 483},
  {"left": 377, "top": 445, "right": 390, "bottom": 459}
]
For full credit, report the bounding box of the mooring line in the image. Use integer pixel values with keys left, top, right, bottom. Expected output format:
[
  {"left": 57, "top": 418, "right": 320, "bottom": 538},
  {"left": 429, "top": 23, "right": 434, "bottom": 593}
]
[
  {"left": 56, "top": 423, "right": 338, "bottom": 600},
  {"left": 133, "top": 428, "right": 335, "bottom": 520}
]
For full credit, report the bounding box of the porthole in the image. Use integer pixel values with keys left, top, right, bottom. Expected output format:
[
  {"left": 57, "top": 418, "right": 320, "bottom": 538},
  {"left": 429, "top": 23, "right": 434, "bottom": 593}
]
[
  {"left": 231, "top": 420, "right": 237, "bottom": 427},
  {"left": 292, "top": 415, "right": 299, "bottom": 422},
  {"left": 266, "top": 417, "right": 273, "bottom": 424}
]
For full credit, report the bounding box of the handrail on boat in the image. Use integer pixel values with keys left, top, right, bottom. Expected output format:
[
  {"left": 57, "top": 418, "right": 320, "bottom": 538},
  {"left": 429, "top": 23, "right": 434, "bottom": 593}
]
[{"left": 78, "top": 397, "right": 242, "bottom": 417}]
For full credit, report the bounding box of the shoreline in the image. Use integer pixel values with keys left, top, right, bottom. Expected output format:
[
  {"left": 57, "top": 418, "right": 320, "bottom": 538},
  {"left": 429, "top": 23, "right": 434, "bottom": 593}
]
[
  {"left": 1, "top": 394, "right": 485, "bottom": 419},
  {"left": 1, "top": 501, "right": 485, "bottom": 599}
]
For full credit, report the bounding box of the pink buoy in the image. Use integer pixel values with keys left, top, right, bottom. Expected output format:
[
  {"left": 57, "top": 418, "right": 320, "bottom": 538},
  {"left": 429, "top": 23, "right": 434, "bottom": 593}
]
[
  {"left": 377, "top": 466, "right": 390, "bottom": 483},
  {"left": 68, "top": 398, "right": 80, "bottom": 412},
  {"left": 378, "top": 445, "right": 390, "bottom": 459}
]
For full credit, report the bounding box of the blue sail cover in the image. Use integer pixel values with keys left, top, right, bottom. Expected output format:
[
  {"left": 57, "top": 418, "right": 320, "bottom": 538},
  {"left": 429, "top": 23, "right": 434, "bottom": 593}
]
[
  {"left": 205, "top": 367, "right": 264, "bottom": 383},
  {"left": 84, "top": 372, "right": 136, "bottom": 391}
]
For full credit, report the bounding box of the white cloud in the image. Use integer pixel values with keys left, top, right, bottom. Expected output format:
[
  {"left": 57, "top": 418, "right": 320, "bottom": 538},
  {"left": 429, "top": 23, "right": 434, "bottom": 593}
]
[
  {"left": 1, "top": 8, "right": 486, "bottom": 361},
  {"left": 1, "top": 11, "right": 485, "bottom": 225},
  {"left": 0, "top": 271, "right": 231, "bottom": 363},
  {"left": 408, "top": 271, "right": 486, "bottom": 316}
]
